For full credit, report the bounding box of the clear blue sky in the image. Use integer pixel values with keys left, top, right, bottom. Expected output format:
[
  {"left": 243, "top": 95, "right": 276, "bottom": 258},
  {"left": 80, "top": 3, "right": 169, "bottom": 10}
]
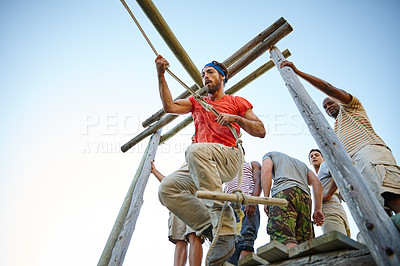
[{"left": 1, "top": 1, "right": 399, "bottom": 265}]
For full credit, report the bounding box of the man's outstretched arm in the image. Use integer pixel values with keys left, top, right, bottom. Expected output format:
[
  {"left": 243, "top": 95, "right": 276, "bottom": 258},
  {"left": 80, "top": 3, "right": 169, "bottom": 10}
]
[
  {"left": 155, "top": 55, "right": 192, "bottom": 114},
  {"left": 280, "top": 60, "right": 352, "bottom": 105}
]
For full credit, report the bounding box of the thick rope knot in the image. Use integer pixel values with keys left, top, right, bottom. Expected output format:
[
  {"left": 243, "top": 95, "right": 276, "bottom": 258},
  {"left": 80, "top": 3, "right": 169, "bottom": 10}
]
[{"left": 233, "top": 189, "right": 249, "bottom": 206}]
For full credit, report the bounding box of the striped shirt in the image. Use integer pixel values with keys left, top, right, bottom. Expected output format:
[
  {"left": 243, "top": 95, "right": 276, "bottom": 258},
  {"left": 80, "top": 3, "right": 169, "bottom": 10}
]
[
  {"left": 224, "top": 162, "right": 255, "bottom": 195},
  {"left": 335, "top": 96, "right": 386, "bottom": 157}
]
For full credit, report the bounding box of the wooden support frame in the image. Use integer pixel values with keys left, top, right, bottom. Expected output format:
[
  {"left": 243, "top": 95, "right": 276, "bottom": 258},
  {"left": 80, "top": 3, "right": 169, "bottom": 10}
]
[
  {"left": 98, "top": 130, "right": 162, "bottom": 266},
  {"left": 135, "top": 0, "right": 203, "bottom": 89},
  {"left": 270, "top": 46, "right": 400, "bottom": 266}
]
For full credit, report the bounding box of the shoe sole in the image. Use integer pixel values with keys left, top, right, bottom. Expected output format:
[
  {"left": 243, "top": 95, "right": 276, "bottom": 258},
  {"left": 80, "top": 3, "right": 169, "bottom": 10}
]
[{"left": 209, "top": 247, "right": 235, "bottom": 266}]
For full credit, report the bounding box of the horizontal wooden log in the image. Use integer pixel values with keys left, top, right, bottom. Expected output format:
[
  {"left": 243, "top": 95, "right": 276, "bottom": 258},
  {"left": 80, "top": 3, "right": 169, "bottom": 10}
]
[
  {"left": 135, "top": 0, "right": 203, "bottom": 89},
  {"left": 141, "top": 17, "right": 289, "bottom": 128},
  {"left": 196, "top": 191, "right": 287, "bottom": 206},
  {"left": 158, "top": 49, "right": 292, "bottom": 145}
]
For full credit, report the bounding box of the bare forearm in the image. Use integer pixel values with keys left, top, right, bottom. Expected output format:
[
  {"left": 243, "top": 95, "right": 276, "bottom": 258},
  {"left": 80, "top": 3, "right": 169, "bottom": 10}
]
[
  {"left": 261, "top": 176, "right": 271, "bottom": 198},
  {"left": 235, "top": 116, "right": 265, "bottom": 138},
  {"left": 295, "top": 70, "right": 351, "bottom": 104},
  {"left": 158, "top": 73, "right": 175, "bottom": 113},
  {"left": 312, "top": 182, "right": 323, "bottom": 211}
]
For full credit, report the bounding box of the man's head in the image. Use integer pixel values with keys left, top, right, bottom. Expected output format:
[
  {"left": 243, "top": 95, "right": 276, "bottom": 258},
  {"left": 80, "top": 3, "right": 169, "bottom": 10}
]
[
  {"left": 322, "top": 97, "right": 340, "bottom": 118},
  {"left": 309, "top": 148, "right": 324, "bottom": 169},
  {"left": 201, "top": 61, "right": 228, "bottom": 94}
]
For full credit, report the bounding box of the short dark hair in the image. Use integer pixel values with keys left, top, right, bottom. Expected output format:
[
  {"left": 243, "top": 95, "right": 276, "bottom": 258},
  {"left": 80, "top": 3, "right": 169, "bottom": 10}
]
[{"left": 309, "top": 148, "right": 322, "bottom": 161}]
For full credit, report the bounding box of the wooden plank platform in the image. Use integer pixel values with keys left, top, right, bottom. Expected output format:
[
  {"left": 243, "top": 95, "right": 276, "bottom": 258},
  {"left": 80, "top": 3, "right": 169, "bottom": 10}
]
[
  {"left": 238, "top": 253, "right": 269, "bottom": 266},
  {"left": 256, "top": 240, "right": 288, "bottom": 263},
  {"left": 269, "top": 249, "right": 375, "bottom": 266},
  {"left": 288, "top": 231, "right": 367, "bottom": 259}
]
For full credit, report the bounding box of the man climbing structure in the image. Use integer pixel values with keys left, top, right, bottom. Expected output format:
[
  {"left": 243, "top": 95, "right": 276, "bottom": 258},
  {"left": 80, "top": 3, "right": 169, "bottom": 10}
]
[
  {"left": 156, "top": 55, "right": 266, "bottom": 265},
  {"left": 281, "top": 60, "right": 400, "bottom": 216}
]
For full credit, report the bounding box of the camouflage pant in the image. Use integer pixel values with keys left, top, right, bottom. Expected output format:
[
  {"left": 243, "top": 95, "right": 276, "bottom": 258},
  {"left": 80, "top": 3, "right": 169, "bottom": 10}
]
[{"left": 267, "top": 187, "right": 314, "bottom": 245}]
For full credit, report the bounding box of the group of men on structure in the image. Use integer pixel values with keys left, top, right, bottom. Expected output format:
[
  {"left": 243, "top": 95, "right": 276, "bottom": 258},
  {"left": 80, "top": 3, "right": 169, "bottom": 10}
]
[{"left": 149, "top": 54, "right": 400, "bottom": 266}]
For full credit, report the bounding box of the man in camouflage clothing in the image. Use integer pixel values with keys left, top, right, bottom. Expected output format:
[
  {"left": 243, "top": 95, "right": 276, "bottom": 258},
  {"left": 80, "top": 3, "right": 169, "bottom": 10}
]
[{"left": 261, "top": 151, "right": 324, "bottom": 248}]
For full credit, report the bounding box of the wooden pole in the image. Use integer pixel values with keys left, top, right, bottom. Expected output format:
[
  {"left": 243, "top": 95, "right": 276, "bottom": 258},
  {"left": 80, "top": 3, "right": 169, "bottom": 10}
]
[
  {"left": 141, "top": 17, "right": 289, "bottom": 128},
  {"left": 158, "top": 49, "right": 292, "bottom": 145},
  {"left": 269, "top": 46, "right": 400, "bottom": 266},
  {"left": 135, "top": 0, "right": 203, "bottom": 89},
  {"left": 121, "top": 24, "right": 293, "bottom": 152},
  {"left": 98, "top": 136, "right": 152, "bottom": 266},
  {"left": 108, "top": 130, "right": 161, "bottom": 266},
  {"left": 196, "top": 191, "right": 287, "bottom": 206}
]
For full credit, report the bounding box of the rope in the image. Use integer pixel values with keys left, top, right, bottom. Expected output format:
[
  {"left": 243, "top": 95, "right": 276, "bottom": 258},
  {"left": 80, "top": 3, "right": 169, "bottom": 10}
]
[{"left": 119, "top": 2, "right": 247, "bottom": 264}]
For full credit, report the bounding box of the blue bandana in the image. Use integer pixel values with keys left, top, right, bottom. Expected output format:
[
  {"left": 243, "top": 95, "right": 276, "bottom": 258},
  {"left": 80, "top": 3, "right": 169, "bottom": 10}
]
[{"left": 202, "top": 62, "right": 227, "bottom": 83}]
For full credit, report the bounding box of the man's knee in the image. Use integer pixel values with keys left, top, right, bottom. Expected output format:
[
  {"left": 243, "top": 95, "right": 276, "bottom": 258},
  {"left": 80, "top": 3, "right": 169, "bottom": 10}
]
[
  {"left": 185, "top": 143, "right": 204, "bottom": 163},
  {"left": 158, "top": 177, "right": 178, "bottom": 206}
]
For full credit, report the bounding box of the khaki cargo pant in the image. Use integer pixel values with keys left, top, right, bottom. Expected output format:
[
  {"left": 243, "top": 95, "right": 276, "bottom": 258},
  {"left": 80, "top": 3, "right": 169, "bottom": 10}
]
[
  {"left": 321, "top": 194, "right": 351, "bottom": 237},
  {"left": 352, "top": 144, "right": 400, "bottom": 207},
  {"left": 158, "top": 143, "right": 240, "bottom": 236}
]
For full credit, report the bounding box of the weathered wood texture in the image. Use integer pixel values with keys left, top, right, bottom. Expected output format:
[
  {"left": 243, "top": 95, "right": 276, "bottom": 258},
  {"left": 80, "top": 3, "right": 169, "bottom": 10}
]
[
  {"left": 121, "top": 24, "right": 293, "bottom": 152},
  {"left": 257, "top": 240, "right": 289, "bottom": 263},
  {"left": 196, "top": 191, "right": 287, "bottom": 206},
  {"left": 288, "top": 231, "right": 366, "bottom": 258},
  {"left": 238, "top": 253, "right": 268, "bottom": 266},
  {"left": 102, "top": 130, "right": 161, "bottom": 266},
  {"left": 269, "top": 46, "right": 400, "bottom": 266},
  {"left": 142, "top": 17, "right": 288, "bottom": 128},
  {"left": 270, "top": 249, "right": 376, "bottom": 266},
  {"left": 135, "top": 0, "right": 203, "bottom": 89},
  {"left": 97, "top": 138, "right": 151, "bottom": 266},
  {"left": 159, "top": 49, "right": 292, "bottom": 145}
]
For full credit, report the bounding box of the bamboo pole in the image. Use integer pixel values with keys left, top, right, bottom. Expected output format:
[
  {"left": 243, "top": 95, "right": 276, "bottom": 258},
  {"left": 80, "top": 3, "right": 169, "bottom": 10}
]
[
  {"left": 135, "top": 0, "right": 203, "bottom": 89},
  {"left": 269, "top": 46, "right": 400, "bottom": 266},
  {"left": 196, "top": 191, "right": 287, "bottom": 206},
  {"left": 121, "top": 24, "right": 292, "bottom": 152},
  {"left": 108, "top": 130, "right": 161, "bottom": 266},
  {"left": 158, "top": 49, "right": 292, "bottom": 145},
  {"left": 98, "top": 136, "right": 152, "bottom": 266},
  {"left": 142, "top": 17, "right": 288, "bottom": 128}
]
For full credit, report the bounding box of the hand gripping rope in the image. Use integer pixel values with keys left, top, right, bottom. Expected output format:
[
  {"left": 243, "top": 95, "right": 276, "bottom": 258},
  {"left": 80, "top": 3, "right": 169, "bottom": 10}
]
[{"left": 120, "top": 1, "right": 247, "bottom": 264}]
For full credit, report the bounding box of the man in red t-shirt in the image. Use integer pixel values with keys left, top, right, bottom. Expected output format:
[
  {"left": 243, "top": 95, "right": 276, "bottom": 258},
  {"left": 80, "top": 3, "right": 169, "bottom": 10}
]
[{"left": 156, "top": 55, "right": 265, "bottom": 265}]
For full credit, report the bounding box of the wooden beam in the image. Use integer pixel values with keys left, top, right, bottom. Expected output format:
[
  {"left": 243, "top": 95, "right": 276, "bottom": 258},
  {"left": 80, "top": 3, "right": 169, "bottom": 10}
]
[
  {"left": 122, "top": 113, "right": 178, "bottom": 152},
  {"left": 196, "top": 191, "right": 287, "bottom": 206},
  {"left": 122, "top": 24, "right": 293, "bottom": 152},
  {"left": 108, "top": 130, "right": 161, "bottom": 266},
  {"left": 288, "top": 231, "right": 366, "bottom": 259},
  {"left": 257, "top": 240, "right": 289, "bottom": 263},
  {"left": 135, "top": 0, "right": 203, "bottom": 89},
  {"left": 228, "top": 22, "right": 292, "bottom": 78},
  {"left": 158, "top": 49, "right": 292, "bottom": 145},
  {"left": 98, "top": 135, "right": 152, "bottom": 266},
  {"left": 141, "top": 17, "right": 289, "bottom": 128},
  {"left": 269, "top": 46, "right": 400, "bottom": 266}
]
